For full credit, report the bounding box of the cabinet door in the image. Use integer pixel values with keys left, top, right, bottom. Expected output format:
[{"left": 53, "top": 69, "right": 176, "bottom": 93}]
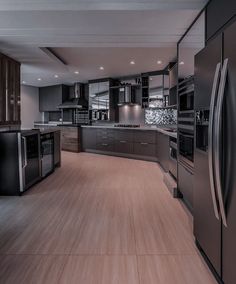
[
  {"left": 0, "top": 56, "right": 6, "bottom": 123},
  {"left": 82, "top": 128, "right": 96, "bottom": 150},
  {"left": 133, "top": 130, "right": 156, "bottom": 144},
  {"left": 133, "top": 142, "right": 156, "bottom": 157},
  {"left": 157, "top": 132, "right": 169, "bottom": 172}
]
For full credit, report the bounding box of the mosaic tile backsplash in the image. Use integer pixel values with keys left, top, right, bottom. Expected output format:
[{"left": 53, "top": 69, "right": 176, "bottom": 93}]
[{"left": 145, "top": 108, "right": 177, "bottom": 125}]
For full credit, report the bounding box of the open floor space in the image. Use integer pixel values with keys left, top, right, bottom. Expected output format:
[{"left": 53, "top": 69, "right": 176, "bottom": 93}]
[{"left": 0, "top": 152, "right": 216, "bottom": 284}]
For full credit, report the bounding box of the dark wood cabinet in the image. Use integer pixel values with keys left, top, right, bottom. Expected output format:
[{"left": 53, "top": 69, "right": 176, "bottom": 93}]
[
  {"left": 156, "top": 132, "right": 169, "bottom": 172},
  {"left": 39, "top": 84, "right": 69, "bottom": 112},
  {"left": 133, "top": 142, "right": 156, "bottom": 157},
  {"left": 0, "top": 53, "right": 20, "bottom": 126},
  {"left": 206, "top": 0, "right": 236, "bottom": 41},
  {"left": 133, "top": 130, "right": 156, "bottom": 144},
  {"left": 60, "top": 126, "right": 80, "bottom": 153}
]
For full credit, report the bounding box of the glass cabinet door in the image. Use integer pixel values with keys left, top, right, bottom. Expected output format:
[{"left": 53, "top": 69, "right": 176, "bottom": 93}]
[{"left": 148, "top": 75, "right": 164, "bottom": 108}]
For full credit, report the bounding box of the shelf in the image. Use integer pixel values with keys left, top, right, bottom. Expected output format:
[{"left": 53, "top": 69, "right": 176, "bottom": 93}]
[
  {"left": 179, "top": 86, "right": 194, "bottom": 96},
  {"left": 178, "top": 76, "right": 194, "bottom": 87}
]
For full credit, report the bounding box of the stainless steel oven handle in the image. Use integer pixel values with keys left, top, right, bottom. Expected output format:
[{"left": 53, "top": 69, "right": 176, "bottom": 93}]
[
  {"left": 22, "top": 137, "right": 28, "bottom": 168},
  {"left": 215, "top": 58, "right": 228, "bottom": 227},
  {"left": 208, "top": 62, "right": 221, "bottom": 220}
]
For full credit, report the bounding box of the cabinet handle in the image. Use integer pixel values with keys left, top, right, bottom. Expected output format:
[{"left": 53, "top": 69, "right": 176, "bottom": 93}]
[
  {"left": 102, "top": 143, "right": 108, "bottom": 146},
  {"left": 141, "top": 142, "right": 148, "bottom": 145},
  {"left": 120, "top": 140, "right": 127, "bottom": 143}
]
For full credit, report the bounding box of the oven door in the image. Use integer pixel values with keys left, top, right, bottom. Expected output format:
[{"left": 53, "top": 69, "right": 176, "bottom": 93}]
[{"left": 179, "top": 131, "right": 194, "bottom": 168}]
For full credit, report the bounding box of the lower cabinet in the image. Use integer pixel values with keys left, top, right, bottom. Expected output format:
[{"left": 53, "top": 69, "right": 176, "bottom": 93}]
[
  {"left": 178, "top": 163, "right": 194, "bottom": 212},
  {"left": 156, "top": 132, "right": 169, "bottom": 172},
  {"left": 115, "top": 141, "right": 133, "bottom": 154},
  {"left": 60, "top": 127, "right": 80, "bottom": 153},
  {"left": 133, "top": 142, "right": 156, "bottom": 157},
  {"left": 82, "top": 127, "right": 96, "bottom": 150}
]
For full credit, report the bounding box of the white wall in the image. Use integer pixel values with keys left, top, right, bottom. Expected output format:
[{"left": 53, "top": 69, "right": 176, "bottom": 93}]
[{"left": 21, "top": 85, "right": 42, "bottom": 128}]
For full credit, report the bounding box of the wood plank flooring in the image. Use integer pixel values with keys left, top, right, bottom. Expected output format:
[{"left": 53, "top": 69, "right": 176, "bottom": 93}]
[{"left": 0, "top": 152, "right": 217, "bottom": 284}]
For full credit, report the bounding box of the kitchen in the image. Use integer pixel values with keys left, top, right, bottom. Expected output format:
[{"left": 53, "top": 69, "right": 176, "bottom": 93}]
[{"left": 0, "top": 0, "right": 235, "bottom": 283}]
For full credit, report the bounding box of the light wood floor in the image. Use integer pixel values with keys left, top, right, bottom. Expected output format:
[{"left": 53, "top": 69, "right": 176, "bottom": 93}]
[{"left": 0, "top": 152, "right": 217, "bottom": 284}]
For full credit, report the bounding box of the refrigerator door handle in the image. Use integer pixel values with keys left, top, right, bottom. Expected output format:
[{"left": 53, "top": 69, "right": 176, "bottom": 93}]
[
  {"left": 22, "top": 137, "right": 28, "bottom": 168},
  {"left": 208, "top": 62, "right": 221, "bottom": 220},
  {"left": 215, "top": 58, "right": 228, "bottom": 227}
]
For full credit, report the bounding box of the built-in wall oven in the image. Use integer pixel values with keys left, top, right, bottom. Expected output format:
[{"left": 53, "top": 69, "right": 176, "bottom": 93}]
[{"left": 179, "top": 130, "right": 194, "bottom": 168}]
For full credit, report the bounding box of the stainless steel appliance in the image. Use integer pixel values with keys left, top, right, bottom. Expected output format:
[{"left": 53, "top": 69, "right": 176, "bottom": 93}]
[
  {"left": 194, "top": 19, "right": 236, "bottom": 284},
  {"left": 0, "top": 130, "right": 41, "bottom": 195},
  {"left": 40, "top": 132, "right": 54, "bottom": 177},
  {"left": 179, "top": 131, "right": 194, "bottom": 168}
]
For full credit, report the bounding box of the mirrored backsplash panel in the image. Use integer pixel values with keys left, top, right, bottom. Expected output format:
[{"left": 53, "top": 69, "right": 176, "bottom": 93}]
[{"left": 145, "top": 108, "right": 177, "bottom": 125}]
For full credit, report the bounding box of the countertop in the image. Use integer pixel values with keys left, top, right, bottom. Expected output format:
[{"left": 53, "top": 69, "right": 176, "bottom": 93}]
[
  {"left": 34, "top": 122, "right": 177, "bottom": 138},
  {"left": 81, "top": 125, "right": 177, "bottom": 138}
]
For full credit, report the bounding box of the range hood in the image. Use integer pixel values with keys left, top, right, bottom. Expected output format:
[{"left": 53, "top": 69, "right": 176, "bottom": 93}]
[
  {"left": 58, "top": 83, "right": 88, "bottom": 109},
  {"left": 117, "top": 84, "right": 139, "bottom": 106}
]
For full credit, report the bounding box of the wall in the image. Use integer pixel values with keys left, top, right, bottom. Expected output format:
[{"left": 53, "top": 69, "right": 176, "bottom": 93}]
[
  {"left": 21, "top": 85, "right": 42, "bottom": 128},
  {"left": 118, "top": 105, "right": 144, "bottom": 124}
]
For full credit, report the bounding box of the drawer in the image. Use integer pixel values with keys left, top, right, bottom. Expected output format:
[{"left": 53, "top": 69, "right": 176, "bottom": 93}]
[
  {"left": 97, "top": 128, "right": 114, "bottom": 137},
  {"left": 96, "top": 135, "right": 114, "bottom": 144},
  {"left": 115, "top": 130, "right": 133, "bottom": 142},
  {"left": 96, "top": 142, "right": 114, "bottom": 152},
  {"left": 115, "top": 141, "right": 133, "bottom": 154},
  {"left": 61, "top": 128, "right": 78, "bottom": 139},
  {"left": 62, "top": 137, "right": 78, "bottom": 145},
  {"left": 133, "top": 142, "right": 156, "bottom": 157},
  {"left": 133, "top": 130, "right": 156, "bottom": 144}
]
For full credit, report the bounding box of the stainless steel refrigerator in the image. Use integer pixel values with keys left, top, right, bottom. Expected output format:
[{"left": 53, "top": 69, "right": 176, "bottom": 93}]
[{"left": 194, "top": 19, "right": 236, "bottom": 284}]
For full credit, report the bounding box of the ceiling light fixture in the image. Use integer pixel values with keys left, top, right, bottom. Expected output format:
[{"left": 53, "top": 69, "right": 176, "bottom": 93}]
[
  {"left": 37, "top": 78, "right": 42, "bottom": 81},
  {"left": 130, "top": 60, "right": 135, "bottom": 65},
  {"left": 179, "top": 61, "right": 185, "bottom": 65},
  {"left": 99, "top": 66, "right": 104, "bottom": 70},
  {"left": 157, "top": 60, "right": 162, "bottom": 65},
  {"left": 150, "top": 77, "right": 153, "bottom": 81},
  {"left": 22, "top": 81, "right": 26, "bottom": 84},
  {"left": 54, "top": 74, "right": 59, "bottom": 78},
  {"left": 74, "top": 71, "right": 79, "bottom": 74}
]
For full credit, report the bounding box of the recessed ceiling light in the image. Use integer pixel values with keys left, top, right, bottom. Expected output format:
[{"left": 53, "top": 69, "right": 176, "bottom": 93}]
[
  {"left": 74, "top": 71, "right": 79, "bottom": 74},
  {"left": 157, "top": 60, "right": 162, "bottom": 65},
  {"left": 54, "top": 74, "right": 59, "bottom": 78},
  {"left": 179, "top": 61, "right": 185, "bottom": 65},
  {"left": 99, "top": 66, "right": 104, "bottom": 70},
  {"left": 37, "top": 78, "right": 42, "bottom": 81},
  {"left": 150, "top": 77, "right": 153, "bottom": 81},
  {"left": 22, "top": 81, "right": 26, "bottom": 84},
  {"left": 130, "top": 60, "right": 135, "bottom": 65}
]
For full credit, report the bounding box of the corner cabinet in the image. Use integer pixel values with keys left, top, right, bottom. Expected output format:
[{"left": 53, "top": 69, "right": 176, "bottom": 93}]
[{"left": 0, "top": 53, "right": 21, "bottom": 126}]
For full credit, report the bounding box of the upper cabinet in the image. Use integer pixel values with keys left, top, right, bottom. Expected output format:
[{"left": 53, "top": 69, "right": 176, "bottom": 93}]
[
  {"left": 89, "top": 79, "right": 118, "bottom": 122},
  {"left": 0, "top": 53, "right": 21, "bottom": 125},
  {"left": 39, "top": 84, "right": 69, "bottom": 112},
  {"left": 206, "top": 0, "right": 236, "bottom": 41}
]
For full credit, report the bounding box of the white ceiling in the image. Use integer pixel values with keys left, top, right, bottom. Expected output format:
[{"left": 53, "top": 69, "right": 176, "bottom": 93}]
[{"left": 0, "top": 0, "right": 208, "bottom": 86}]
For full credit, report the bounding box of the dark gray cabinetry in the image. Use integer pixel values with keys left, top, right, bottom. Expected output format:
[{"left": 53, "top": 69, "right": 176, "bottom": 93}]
[
  {"left": 53, "top": 130, "right": 61, "bottom": 167},
  {"left": 156, "top": 132, "right": 169, "bottom": 172},
  {"left": 82, "top": 127, "right": 96, "bottom": 151},
  {"left": 206, "top": 0, "right": 236, "bottom": 41},
  {"left": 96, "top": 128, "right": 115, "bottom": 152},
  {"left": 133, "top": 130, "right": 156, "bottom": 157},
  {"left": 39, "top": 85, "right": 69, "bottom": 112},
  {"left": 115, "top": 130, "right": 133, "bottom": 154},
  {"left": 178, "top": 163, "right": 193, "bottom": 212}
]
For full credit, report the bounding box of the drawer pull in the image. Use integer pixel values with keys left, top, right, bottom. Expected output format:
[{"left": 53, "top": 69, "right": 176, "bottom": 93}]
[
  {"left": 102, "top": 143, "right": 108, "bottom": 146},
  {"left": 120, "top": 140, "right": 127, "bottom": 143},
  {"left": 141, "top": 142, "right": 148, "bottom": 145}
]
